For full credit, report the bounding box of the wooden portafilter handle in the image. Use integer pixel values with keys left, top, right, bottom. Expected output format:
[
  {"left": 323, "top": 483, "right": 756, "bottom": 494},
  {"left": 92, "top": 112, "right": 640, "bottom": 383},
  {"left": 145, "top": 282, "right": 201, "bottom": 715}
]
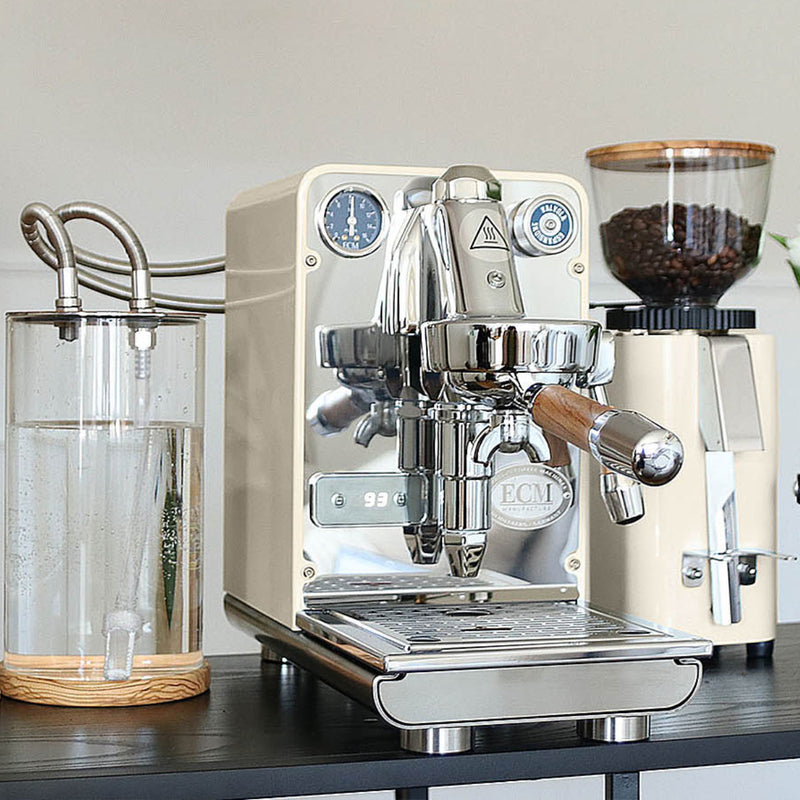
[{"left": 529, "top": 385, "right": 683, "bottom": 487}]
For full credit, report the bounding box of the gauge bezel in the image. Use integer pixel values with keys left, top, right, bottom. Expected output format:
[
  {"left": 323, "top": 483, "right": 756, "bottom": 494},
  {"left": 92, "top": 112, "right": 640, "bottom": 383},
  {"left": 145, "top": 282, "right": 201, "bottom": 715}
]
[
  {"left": 511, "top": 195, "right": 578, "bottom": 257},
  {"left": 315, "top": 183, "right": 389, "bottom": 258}
]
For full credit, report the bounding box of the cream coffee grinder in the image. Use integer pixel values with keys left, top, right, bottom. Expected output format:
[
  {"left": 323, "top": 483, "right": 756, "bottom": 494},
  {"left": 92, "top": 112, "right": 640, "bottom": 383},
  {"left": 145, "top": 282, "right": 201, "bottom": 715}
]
[{"left": 586, "top": 140, "right": 791, "bottom": 656}]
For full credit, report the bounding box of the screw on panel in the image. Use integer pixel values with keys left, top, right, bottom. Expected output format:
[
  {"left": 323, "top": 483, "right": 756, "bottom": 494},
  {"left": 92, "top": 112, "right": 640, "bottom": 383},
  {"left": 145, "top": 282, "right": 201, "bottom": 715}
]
[
  {"left": 572, "top": 263, "right": 585, "bottom": 274},
  {"left": 487, "top": 271, "right": 506, "bottom": 288},
  {"left": 303, "top": 566, "right": 316, "bottom": 579},
  {"left": 331, "top": 493, "right": 346, "bottom": 508},
  {"left": 305, "top": 254, "right": 318, "bottom": 267},
  {"left": 567, "top": 557, "right": 581, "bottom": 570},
  {"left": 684, "top": 567, "right": 703, "bottom": 581},
  {"left": 685, "top": 566, "right": 704, "bottom": 581}
]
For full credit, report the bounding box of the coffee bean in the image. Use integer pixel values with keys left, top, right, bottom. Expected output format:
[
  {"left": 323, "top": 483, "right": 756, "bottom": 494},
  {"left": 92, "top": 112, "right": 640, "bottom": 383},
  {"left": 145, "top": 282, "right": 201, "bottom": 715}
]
[{"left": 599, "top": 202, "right": 762, "bottom": 306}]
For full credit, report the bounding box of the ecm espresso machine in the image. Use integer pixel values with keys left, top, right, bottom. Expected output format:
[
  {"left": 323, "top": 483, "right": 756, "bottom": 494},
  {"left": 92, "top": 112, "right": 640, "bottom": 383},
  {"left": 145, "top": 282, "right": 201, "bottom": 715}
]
[
  {"left": 223, "top": 164, "right": 711, "bottom": 753},
  {"left": 586, "top": 140, "right": 794, "bottom": 656}
]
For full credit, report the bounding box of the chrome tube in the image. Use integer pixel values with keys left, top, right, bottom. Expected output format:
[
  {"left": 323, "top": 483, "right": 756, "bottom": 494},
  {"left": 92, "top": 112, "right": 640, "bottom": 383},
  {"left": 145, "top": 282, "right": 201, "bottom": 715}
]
[
  {"left": 71, "top": 267, "right": 224, "bottom": 312},
  {"left": 72, "top": 246, "right": 223, "bottom": 276},
  {"left": 20, "top": 203, "right": 81, "bottom": 311},
  {"left": 56, "top": 202, "right": 154, "bottom": 311},
  {"left": 21, "top": 201, "right": 225, "bottom": 313}
]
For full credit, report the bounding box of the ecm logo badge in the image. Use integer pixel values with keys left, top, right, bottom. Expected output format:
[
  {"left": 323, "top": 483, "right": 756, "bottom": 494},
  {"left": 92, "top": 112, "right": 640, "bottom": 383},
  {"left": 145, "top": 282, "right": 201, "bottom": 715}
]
[{"left": 491, "top": 464, "right": 573, "bottom": 530}]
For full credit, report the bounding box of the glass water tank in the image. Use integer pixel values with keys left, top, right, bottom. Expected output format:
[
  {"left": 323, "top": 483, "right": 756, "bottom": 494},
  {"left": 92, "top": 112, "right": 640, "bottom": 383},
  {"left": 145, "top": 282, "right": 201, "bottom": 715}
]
[{"left": 4, "top": 200, "right": 208, "bottom": 706}]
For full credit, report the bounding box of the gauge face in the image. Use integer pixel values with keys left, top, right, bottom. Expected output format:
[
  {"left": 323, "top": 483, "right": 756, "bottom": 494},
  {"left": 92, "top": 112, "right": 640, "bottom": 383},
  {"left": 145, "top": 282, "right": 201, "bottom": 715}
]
[{"left": 318, "top": 186, "right": 387, "bottom": 257}]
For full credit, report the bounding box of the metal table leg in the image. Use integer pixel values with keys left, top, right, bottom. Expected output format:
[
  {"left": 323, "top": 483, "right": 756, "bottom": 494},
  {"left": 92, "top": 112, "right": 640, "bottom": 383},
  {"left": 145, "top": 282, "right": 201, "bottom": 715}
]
[
  {"left": 396, "top": 789, "right": 429, "bottom": 800},
  {"left": 605, "top": 772, "right": 640, "bottom": 800}
]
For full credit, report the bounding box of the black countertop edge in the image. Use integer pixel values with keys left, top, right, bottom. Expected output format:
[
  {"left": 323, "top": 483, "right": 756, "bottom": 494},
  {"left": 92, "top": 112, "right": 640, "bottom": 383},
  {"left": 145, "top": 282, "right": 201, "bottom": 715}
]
[{"left": 2, "top": 730, "right": 800, "bottom": 800}]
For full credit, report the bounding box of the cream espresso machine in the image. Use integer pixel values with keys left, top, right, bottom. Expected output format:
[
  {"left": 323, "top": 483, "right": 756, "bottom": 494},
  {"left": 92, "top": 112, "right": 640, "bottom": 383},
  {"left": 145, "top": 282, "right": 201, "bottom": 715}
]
[
  {"left": 223, "top": 164, "right": 711, "bottom": 754},
  {"left": 586, "top": 141, "right": 793, "bottom": 656}
]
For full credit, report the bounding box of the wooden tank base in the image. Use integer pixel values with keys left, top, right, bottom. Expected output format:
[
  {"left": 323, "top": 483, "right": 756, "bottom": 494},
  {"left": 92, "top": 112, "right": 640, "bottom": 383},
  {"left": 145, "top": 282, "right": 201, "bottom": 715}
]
[{"left": 0, "top": 661, "right": 210, "bottom": 706}]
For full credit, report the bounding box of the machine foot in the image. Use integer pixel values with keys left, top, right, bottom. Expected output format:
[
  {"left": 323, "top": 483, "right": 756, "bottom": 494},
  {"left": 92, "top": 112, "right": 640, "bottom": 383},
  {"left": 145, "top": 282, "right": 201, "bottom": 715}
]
[
  {"left": 746, "top": 640, "right": 774, "bottom": 659},
  {"left": 395, "top": 790, "right": 429, "bottom": 800},
  {"left": 577, "top": 715, "right": 650, "bottom": 743},
  {"left": 400, "top": 727, "right": 472, "bottom": 754},
  {"left": 259, "top": 642, "right": 284, "bottom": 663}
]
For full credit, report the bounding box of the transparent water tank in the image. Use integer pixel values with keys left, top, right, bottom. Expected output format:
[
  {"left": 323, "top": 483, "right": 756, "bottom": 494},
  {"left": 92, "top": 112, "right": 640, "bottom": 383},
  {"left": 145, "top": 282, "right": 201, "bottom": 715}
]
[
  {"left": 586, "top": 140, "right": 775, "bottom": 307},
  {"left": 4, "top": 310, "right": 205, "bottom": 703}
]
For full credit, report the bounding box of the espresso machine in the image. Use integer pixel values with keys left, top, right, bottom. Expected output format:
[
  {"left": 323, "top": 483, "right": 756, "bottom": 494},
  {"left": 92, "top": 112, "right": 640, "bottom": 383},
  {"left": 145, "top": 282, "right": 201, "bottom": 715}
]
[
  {"left": 586, "top": 140, "right": 794, "bottom": 656},
  {"left": 223, "top": 163, "right": 711, "bottom": 754}
]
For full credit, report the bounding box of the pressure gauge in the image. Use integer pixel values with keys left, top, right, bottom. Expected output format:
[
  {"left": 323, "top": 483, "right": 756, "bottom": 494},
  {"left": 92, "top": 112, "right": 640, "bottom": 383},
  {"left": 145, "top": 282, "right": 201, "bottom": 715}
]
[
  {"left": 511, "top": 196, "right": 577, "bottom": 256},
  {"left": 317, "top": 185, "right": 388, "bottom": 257}
]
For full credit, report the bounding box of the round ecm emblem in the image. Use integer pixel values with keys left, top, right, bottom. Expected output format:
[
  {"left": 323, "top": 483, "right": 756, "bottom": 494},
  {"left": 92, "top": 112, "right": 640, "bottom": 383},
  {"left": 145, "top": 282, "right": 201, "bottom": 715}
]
[{"left": 491, "top": 464, "right": 573, "bottom": 530}]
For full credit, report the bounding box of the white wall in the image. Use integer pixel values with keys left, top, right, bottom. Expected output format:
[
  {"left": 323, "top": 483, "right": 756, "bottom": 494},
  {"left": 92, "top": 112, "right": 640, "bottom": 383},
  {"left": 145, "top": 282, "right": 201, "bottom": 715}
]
[{"left": 4, "top": 1, "right": 800, "bottom": 796}]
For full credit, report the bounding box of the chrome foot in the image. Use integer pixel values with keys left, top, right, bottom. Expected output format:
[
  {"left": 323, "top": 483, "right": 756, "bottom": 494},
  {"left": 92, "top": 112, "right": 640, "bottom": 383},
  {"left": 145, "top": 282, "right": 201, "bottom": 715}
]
[
  {"left": 577, "top": 715, "right": 650, "bottom": 743},
  {"left": 400, "top": 727, "right": 472, "bottom": 754}
]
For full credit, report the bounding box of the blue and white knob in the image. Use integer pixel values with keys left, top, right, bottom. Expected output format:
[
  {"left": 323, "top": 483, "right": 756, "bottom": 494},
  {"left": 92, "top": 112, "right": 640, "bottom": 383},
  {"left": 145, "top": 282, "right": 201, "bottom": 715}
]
[{"left": 511, "top": 195, "right": 577, "bottom": 256}]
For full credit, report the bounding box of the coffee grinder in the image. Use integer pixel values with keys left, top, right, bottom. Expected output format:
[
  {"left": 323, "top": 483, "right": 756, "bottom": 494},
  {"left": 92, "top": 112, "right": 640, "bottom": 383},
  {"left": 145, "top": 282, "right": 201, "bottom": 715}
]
[{"left": 585, "top": 140, "right": 793, "bottom": 655}]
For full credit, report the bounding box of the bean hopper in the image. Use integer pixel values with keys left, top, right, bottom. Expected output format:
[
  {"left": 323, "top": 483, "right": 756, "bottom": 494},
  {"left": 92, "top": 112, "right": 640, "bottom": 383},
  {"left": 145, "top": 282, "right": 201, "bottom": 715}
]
[
  {"left": 223, "top": 163, "right": 712, "bottom": 753},
  {"left": 586, "top": 140, "right": 794, "bottom": 655},
  {"left": 3, "top": 202, "right": 207, "bottom": 705}
]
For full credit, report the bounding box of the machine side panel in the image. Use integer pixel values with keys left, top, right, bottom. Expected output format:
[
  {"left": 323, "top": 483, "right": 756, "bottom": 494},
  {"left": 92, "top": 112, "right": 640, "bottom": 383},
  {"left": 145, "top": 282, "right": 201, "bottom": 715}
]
[
  {"left": 225, "top": 175, "right": 303, "bottom": 629},
  {"left": 736, "top": 333, "right": 779, "bottom": 634},
  {"left": 588, "top": 331, "right": 777, "bottom": 644}
]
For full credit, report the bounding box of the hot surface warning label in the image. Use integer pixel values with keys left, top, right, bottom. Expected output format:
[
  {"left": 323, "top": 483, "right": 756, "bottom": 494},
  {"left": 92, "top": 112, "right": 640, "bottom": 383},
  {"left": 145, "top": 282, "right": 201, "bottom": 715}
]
[{"left": 469, "top": 215, "right": 509, "bottom": 251}]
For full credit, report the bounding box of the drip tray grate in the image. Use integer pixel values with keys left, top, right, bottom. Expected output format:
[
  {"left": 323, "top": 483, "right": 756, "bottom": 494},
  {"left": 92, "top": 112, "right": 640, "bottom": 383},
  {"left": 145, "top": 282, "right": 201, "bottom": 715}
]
[
  {"left": 304, "top": 572, "right": 529, "bottom": 601},
  {"left": 302, "top": 601, "right": 665, "bottom": 653}
]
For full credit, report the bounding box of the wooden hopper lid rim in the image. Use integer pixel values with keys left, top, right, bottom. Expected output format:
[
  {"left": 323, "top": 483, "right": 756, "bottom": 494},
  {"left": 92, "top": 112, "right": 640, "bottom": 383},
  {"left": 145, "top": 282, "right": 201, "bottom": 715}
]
[{"left": 586, "top": 140, "right": 775, "bottom": 169}]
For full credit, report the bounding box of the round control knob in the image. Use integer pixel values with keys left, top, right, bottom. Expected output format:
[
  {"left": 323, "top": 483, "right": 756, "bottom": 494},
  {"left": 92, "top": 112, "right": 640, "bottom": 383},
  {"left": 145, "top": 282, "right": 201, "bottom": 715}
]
[{"left": 511, "top": 196, "right": 577, "bottom": 256}]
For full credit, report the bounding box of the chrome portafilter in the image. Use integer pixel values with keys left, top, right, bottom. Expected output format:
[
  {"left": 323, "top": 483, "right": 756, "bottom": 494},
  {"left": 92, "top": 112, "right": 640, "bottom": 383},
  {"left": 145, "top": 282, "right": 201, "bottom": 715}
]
[{"left": 421, "top": 317, "right": 684, "bottom": 487}]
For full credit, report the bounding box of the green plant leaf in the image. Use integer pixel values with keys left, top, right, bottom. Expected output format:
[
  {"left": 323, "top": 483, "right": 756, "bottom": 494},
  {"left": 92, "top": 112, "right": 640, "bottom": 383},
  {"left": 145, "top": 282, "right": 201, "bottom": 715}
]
[
  {"left": 789, "top": 259, "right": 800, "bottom": 291},
  {"left": 770, "top": 232, "right": 789, "bottom": 248}
]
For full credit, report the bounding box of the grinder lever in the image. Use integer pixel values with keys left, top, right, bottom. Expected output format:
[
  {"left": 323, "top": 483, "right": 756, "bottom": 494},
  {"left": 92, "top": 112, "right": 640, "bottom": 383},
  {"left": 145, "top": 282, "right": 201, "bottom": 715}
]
[{"left": 529, "top": 384, "right": 683, "bottom": 487}]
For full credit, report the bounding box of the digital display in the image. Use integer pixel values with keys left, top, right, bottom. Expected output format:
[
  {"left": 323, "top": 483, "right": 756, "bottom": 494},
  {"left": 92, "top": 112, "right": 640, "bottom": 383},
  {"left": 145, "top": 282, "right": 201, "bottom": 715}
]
[
  {"left": 309, "top": 472, "right": 422, "bottom": 528},
  {"left": 363, "top": 491, "right": 389, "bottom": 508}
]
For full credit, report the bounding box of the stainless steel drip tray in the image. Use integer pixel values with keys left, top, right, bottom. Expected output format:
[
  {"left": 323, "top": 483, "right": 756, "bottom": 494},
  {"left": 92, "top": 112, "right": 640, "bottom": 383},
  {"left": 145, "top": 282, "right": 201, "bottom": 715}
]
[{"left": 297, "top": 600, "right": 711, "bottom": 674}]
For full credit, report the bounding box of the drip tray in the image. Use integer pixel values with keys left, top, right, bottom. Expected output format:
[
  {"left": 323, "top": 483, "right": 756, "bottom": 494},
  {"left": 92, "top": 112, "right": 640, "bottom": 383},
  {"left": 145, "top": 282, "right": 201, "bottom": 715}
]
[{"left": 297, "top": 600, "right": 712, "bottom": 673}]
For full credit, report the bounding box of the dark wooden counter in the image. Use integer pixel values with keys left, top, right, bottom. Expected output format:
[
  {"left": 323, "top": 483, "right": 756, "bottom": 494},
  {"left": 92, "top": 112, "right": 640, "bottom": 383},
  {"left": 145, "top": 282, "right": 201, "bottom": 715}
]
[{"left": 1, "top": 625, "right": 800, "bottom": 799}]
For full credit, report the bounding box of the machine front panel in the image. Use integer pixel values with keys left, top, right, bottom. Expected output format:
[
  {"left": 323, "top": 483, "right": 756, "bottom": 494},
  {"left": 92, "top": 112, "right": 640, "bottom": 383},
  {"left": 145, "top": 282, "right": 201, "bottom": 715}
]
[{"left": 300, "top": 168, "right": 587, "bottom": 595}]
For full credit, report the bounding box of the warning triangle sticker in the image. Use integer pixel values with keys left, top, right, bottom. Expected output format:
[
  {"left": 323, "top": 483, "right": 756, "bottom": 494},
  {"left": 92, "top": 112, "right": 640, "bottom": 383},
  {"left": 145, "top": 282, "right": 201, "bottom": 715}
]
[{"left": 469, "top": 215, "right": 509, "bottom": 251}]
